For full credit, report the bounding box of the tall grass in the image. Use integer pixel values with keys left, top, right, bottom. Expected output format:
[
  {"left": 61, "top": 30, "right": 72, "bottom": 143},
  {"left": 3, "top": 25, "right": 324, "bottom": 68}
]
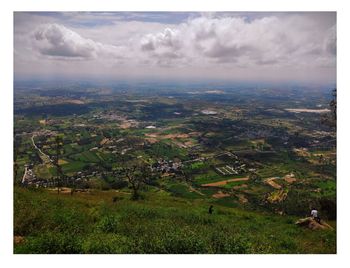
[{"left": 14, "top": 187, "right": 336, "bottom": 254}]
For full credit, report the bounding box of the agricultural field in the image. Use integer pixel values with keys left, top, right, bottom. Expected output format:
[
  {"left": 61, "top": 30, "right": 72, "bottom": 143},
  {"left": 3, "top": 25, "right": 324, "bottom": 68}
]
[{"left": 13, "top": 83, "right": 336, "bottom": 253}]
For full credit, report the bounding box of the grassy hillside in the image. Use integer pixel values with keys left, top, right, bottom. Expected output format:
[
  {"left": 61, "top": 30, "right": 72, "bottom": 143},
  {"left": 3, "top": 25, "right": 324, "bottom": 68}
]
[{"left": 14, "top": 187, "right": 336, "bottom": 254}]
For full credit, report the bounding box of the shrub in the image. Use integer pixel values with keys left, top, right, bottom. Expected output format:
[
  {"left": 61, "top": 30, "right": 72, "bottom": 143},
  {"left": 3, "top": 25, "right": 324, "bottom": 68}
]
[
  {"left": 15, "top": 232, "right": 82, "bottom": 254},
  {"left": 209, "top": 231, "right": 252, "bottom": 253},
  {"left": 131, "top": 229, "right": 207, "bottom": 254},
  {"left": 96, "top": 215, "right": 119, "bottom": 233},
  {"left": 278, "top": 239, "right": 297, "bottom": 252},
  {"left": 49, "top": 209, "right": 89, "bottom": 234},
  {"left": 82, "top": 234, "right": 132, "bottom": 253},
  {"left": 110, "top": 180, "right": 128, "bottom": 190},
  {"left": 320, "top": 231, "right": 337, "bottom": 249},
  {"left": 319, "top": 197, "right": 336, "bottom": 220},
  {"left": 123, "top": 206, "right": 161, "bottom": 219},
  {"left": 14, "top": 206, "right": 43, "bottom": 236}
]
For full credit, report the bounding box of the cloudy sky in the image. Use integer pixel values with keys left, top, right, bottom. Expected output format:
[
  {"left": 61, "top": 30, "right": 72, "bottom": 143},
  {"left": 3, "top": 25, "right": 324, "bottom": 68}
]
[{"left": 14, "top": 12, "right": 336, "bottom": 84}]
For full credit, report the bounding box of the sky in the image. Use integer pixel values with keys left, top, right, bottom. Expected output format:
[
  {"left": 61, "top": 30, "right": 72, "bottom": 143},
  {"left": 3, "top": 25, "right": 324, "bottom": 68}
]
[{"left": 14, "top": 12, "right": 336, "bottom": 84}]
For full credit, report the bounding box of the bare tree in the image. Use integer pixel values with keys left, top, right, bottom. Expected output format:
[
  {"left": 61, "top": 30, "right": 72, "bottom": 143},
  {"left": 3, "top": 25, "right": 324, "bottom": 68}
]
[
  {"left": 117, "top": 161, "right": 159, "bottom": 200},
  {"left": 53, "top": 136, "right": 64, "bottom": 194}
]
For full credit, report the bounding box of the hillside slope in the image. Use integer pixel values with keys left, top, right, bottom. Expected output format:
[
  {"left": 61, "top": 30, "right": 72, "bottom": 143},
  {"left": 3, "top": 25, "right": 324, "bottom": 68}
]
[{"left": 14, "top": 187, "right": 336, "bottom": 254}]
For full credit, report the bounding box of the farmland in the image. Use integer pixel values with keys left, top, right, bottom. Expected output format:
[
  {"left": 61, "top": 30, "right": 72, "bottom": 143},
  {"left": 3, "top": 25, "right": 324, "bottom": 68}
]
[{"left": 13, "top": 82, "right": 336, "bottom": 253}]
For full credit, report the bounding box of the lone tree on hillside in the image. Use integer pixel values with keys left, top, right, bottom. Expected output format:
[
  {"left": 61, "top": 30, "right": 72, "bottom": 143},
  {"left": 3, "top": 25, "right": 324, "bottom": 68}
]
[
  {"left": 52, "top": 136, "right": 64, "bottom": 194},
  {"left": 116, "top": 160, "right": 159, "bottom": 200}
]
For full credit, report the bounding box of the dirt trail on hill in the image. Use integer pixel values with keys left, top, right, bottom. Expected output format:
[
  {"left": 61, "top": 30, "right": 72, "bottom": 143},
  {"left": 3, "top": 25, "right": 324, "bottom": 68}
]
[
  {"left": 202, "top": 177, "right": 249, "bottom": 187},
  {"left": 264, "top": 177, "right": 282, "bottom": 189}
]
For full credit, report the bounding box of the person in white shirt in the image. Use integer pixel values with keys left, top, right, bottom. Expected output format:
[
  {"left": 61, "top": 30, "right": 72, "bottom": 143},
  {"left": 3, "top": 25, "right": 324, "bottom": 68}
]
[{"left": 311, "top": 208, "right": 321, "bottom": 223}]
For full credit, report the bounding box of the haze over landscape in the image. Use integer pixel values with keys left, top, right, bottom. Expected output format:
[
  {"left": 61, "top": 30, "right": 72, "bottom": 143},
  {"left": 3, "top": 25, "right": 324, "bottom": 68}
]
[
  {"left": 14, "top": 12, "right": 336, "bottom": 84},
  {"left": 14, "top": 12, "right": 337, "bottom": 254}
]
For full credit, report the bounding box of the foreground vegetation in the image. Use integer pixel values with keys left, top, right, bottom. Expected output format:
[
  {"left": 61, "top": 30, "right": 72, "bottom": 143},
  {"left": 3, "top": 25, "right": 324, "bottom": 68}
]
[{"left": 14, "top": 187, "right": 336, "bottom": 254}]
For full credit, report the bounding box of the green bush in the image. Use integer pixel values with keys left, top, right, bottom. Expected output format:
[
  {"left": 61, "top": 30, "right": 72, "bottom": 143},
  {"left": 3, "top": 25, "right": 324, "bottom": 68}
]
[
  {"left": 162, "top": 231, "right": 207, "bottom": 254},
  {"left": 130, "top": 229, "right": 207, "bottom": 254},
  {"left": 15, "top": 232, "right": 82, "bottom": 254},
  {"left": 278, "top": 239, "right": 297, "bottom": 252},
  {"left": 209, "top": 231, "right": 252, "bottom": 253},
  {"left": 82, "top": 234, "right": 132, "bottom": 253},
  {"left": 14, "top": 205, "right": 44, "bottom": 236},
  {"left": 49, "top": 209, "right": 89, "bottom": 234},
  {"left": 96, "top": 215, "right": 119, "bottom": 233}
]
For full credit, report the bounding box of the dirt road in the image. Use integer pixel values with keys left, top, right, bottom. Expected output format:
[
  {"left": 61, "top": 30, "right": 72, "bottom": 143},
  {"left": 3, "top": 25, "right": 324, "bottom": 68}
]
[
  {"left": 31, "top": 135, "right": 52, "bottom": 164},
  {"left": 202, "top": 177, "right": 249, "bottom": 187}
]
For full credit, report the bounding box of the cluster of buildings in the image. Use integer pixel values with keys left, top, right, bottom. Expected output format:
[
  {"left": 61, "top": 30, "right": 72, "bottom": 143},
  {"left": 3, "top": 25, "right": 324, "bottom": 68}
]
[
  {"left": 21, "top": 164, "right": 37, "bottom": 185},
  {"left": 215, "top": 163, "right": 246, "bottom": 176},
  {"left": 152, "top": 159, "right": 182, "bottom": 175},
  {"left": 21, "top": 168, "right": 104, "bottom": 188}
]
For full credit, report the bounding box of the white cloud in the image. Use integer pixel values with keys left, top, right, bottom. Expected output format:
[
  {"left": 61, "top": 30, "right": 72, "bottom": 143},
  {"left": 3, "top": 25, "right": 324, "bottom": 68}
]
[
  {"left": 141, "top": 28, "right": 181, "bottom": 51},
  {"left": 140, "top": 28, "right": 184, "bottom": 66},
  {"left": 33, "top": 23, "right": 123, "bottom": 59},
  {"left": 138, "top": 15, "right": 336, "bottom": 68},
  {"left": 324, "top": 25, "right": 336, "bottom": 56},
  {"left": 14, "top": 12, "right": 336, "bottom": 83},
  {"left": 30, "top": 15, "right": 336, "bottom": 68}
]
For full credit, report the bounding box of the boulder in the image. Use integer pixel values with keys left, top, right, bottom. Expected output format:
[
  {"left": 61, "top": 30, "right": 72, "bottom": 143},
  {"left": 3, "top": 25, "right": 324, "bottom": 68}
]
[{"left": 295, "top": 217, "right": 333, "bottom": 230}]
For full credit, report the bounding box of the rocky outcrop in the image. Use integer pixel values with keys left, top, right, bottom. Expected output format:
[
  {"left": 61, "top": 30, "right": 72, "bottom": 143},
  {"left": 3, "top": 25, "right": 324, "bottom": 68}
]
[{"left": 295, "top": 217, "right": 334, "bottom": 230}]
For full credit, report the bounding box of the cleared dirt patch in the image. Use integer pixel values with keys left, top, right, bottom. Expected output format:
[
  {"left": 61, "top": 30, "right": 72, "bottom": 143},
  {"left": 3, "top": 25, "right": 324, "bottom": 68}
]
[
  {"left": 237, "top": 194, "right": 248, "bottom": 203},
  {"left": 47, "top": 187, "right": 71, "bottom": 194},
  {"left": 202, "top": 177, "right": 249, "bottom": 187},
  {"left": 233, "top": 184, "right": 248, "bottom": 190},
  {"left": 212, "top": 191, "right": 230, "bottom": 198},
  {"left": 146, "top": 133, "right": 190, "bottom": 140},
  {"left": 14, "top": 236, "right": 25, "bottom": 245},
  {"left": 145, "top": 138, "right": 158, "bottom": 144},
  {"left": 284, "top": 173, "right": 296, "bottom": 183},
  {"left": 58, "top": 159, "right": 68, "bottom": 165},
  {"left": 100, "top": 138, "right": 110, "bottom": 145},
  {"left": 293, "top": 148, "right": 311, "bottom": 157},
  {"left": 119, "top": 120, "right": 138, "bottom": 129},
  {"left": 120, "top": 122, "right": 132, "bottom": 129},
  {"left": 163, "top": 133, "right": 190, "bottom": 139},
  {"left": 65, "top": 99, "right": 85, "bottom": 105},
  {"left": 264, "top": 177, "right": 282, "bottom": 189},
  {"left": 47, "top": 187, "right": 89, "bottom": 194}
]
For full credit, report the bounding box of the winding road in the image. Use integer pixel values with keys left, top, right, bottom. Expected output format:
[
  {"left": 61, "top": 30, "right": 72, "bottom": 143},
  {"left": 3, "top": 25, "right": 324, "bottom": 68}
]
[{"left": 31, "top": 135, "right": 52, "bottom": 164}]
